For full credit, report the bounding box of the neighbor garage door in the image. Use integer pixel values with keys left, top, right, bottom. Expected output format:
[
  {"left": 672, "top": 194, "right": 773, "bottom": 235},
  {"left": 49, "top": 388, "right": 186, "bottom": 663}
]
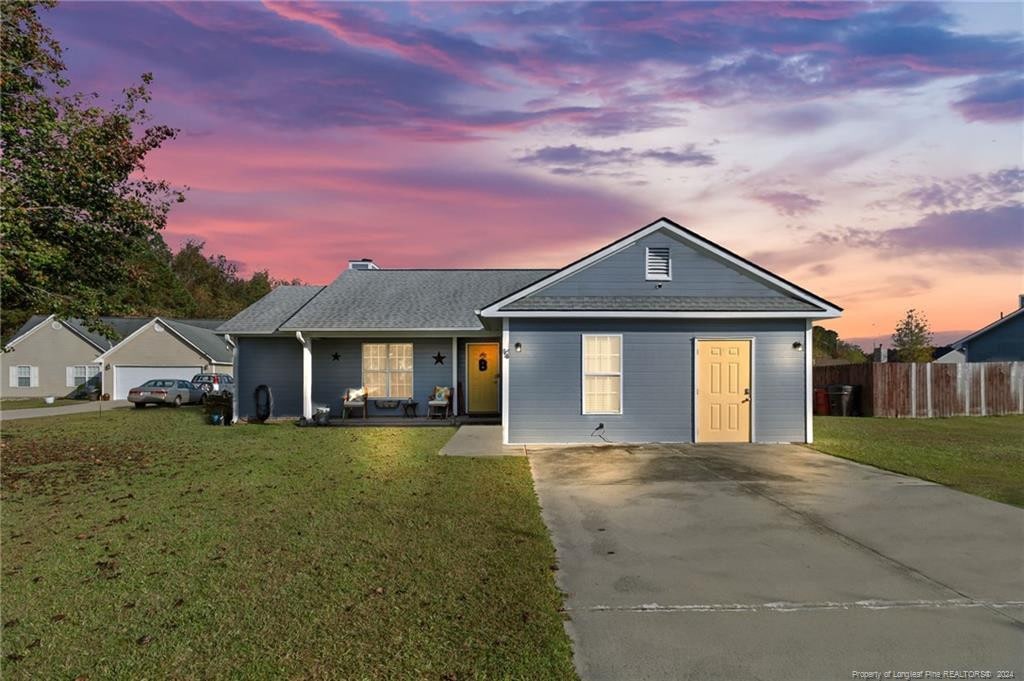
[{"left": 113, "top": 365, "right": 202, "bottom": 400}]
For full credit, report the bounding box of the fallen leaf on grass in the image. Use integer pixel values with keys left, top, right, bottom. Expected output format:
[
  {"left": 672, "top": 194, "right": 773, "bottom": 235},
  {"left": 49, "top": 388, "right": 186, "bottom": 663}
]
[
  {"left": 51, "top": 613, "right": 66, "bottom": 622},
  {"left": 136, "top": 635, "right": 152, "bottom": 646}
]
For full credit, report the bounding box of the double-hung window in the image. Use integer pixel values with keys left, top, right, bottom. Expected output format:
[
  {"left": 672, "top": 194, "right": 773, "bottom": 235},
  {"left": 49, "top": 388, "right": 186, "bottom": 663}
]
[
  {"left": 16, "top": 365, "right": 32, "bottom": 388},
  {"left": 362, "top": 343, "right": 414, "bottom": 398},
  {"left": 68, "top": 364, "right": 100, "bottom": 387},
  {"left": 582, "top": 335, "right": 622, "bottom": 414}
]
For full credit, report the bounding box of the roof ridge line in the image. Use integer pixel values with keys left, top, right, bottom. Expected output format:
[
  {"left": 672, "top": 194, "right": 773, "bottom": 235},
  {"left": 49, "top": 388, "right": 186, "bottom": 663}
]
[{"left": 273, "top": 284, "right": 329, "bottom": 332}]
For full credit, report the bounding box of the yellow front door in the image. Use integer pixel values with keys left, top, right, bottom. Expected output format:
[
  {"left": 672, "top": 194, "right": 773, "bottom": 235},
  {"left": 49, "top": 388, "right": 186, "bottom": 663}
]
[
  {"left": 467, "top": 342, "right": 500, "bottom": 413},
  {"left": 697, "top": 339, "right": 751, "bottom": 443}
]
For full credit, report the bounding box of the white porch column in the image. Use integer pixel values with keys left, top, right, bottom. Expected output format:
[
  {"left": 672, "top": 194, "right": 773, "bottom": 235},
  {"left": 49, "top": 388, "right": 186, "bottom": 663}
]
[
  {"left": 501, "top": 317, "right": 510, "bottom": 445},
  {"left": 805, "top": 320, "right": 813, "bottom": 443},
  {"left": 451, "top": 336, "right": 458, "bottom": 416},
  {"left": 296, "top": 331, "right": 313, "bottom": 420}
]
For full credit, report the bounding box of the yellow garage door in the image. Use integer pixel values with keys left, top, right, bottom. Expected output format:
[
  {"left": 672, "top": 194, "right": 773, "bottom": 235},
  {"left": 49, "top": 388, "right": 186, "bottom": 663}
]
[{"left": 697, "top": 339, "right": 751, "bottom": 443}]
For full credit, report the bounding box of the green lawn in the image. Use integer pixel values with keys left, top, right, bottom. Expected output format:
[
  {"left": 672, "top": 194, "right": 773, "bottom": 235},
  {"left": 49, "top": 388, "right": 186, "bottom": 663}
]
[
  {"left": 0, "top": 409, "right": 575, "bottom": 679},
  {"left": 1, "top": 398, "right": 80, "bottom": 410},
  {"left": 812, "top": 415, "right": 1024, "bottom": 507}
]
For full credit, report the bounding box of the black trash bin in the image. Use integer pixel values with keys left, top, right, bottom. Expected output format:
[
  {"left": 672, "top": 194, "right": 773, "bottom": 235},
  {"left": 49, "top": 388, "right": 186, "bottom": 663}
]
[{"left": 826, "top": 384, "right": 854, "bottom": 416}]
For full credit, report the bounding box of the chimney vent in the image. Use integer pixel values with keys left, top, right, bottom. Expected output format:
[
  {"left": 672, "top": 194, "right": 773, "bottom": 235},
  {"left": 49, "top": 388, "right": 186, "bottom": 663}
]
[{"left": 348, "top": 258, "right": 379, "bottom": 271}]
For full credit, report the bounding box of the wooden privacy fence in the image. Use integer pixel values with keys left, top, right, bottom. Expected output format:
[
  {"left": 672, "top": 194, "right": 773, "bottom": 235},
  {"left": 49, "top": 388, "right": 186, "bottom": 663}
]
[{"left": 813, "top": 362, "right": 1024, "bottom": 418}]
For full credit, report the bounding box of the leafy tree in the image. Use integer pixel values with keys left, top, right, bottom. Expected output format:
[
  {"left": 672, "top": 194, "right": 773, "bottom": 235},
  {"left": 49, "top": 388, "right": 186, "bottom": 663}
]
[
  {"left": 1, "top": 0, "right": 184, "bottom": 337},
  {"left": 891, "top": 309, "right": 933, "bottom": 362},
  {"left": 170, "top": 241, "right": 278, "bottom": 319},
  {"left": 812, "top": 325, "right": 867, "bottom": 364}
]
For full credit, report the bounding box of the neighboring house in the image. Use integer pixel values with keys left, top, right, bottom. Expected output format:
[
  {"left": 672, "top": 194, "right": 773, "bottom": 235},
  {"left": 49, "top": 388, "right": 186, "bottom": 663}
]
[
  {"left": 94, "top": 318, "right": 234, "bottom": 400},
  {"left": 2, "top": 316, "right": 148, "bottom": 398},
  {"left": 221, "top": 218, "right": 841, "bottom": 445},
  {"left": 950, "top": 296, "right": 1024, "bottom": 363},
  {"left": 2, "top": 315, "right": 231, "bottom": 400},
  {"left": 932, "top": 346, "right": 966, "bottom": 364}
]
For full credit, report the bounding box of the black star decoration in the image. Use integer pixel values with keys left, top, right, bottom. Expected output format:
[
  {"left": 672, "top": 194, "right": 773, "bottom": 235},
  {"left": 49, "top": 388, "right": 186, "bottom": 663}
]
[
  {"left": 331, "top": 352, "right": 340, "bottom": 361},
  {"left": 432, "top": 352, "right": 446, "bottom": 365}
]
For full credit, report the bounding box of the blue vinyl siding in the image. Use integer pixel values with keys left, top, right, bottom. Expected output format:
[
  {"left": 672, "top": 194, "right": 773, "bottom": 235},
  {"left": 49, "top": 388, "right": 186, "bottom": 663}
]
[
  {"left": 507, "top": 318, "right": 807, "bottom": 444},
  {"left": 311, "top": 338, "right": 455, "bottom": 417},
  {"left": 534, "top": 229, "right": 792, "bottom": 300},
  {"left": 235, "top": 337, "right": 303, "bottom": 419},
  {"left": 964, "top": 313, "right": 1024, "bottom": 362}
]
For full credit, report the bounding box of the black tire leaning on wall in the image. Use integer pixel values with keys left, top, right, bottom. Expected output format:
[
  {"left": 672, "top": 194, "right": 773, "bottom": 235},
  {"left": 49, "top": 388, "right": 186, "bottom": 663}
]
[{"left": 254, "top": 384, "right": 273, "bottom": 423}]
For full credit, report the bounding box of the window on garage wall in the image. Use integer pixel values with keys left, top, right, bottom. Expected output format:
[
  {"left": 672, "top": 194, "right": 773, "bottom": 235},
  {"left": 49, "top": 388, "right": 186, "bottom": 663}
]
[
  {"left": 362, "top": 343, "right": 414, "bottom": 398},
  {"left": 67, "top": 364, "right": 100, "bottom": 387},
  {"left": 582, "top": 335, "right": 622, "bottom": 414}
]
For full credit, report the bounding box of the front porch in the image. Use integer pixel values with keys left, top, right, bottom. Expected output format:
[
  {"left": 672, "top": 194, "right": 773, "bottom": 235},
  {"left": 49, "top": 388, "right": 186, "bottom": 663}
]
[
  {"left": 324, "top": 414, "right": 500, "bottom": 427},
  {"left": 294, "top": 334, "right": 505, "bottom": 422}
]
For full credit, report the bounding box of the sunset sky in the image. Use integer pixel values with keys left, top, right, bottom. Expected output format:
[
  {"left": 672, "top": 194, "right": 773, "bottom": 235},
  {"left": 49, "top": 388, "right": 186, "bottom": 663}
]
[{"left": 47, "top": 1, "right": 1023, "bottom": 346}]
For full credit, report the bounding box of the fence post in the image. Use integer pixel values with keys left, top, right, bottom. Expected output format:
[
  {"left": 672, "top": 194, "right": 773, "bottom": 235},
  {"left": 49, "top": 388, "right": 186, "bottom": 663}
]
[
  {"left": 963, "top": 364, "right": 970, "bottom": 415},
  {"left": 926, "top": 362, "right": 932, "bottom": 418},
  {"left": 910, "top": 363, "right": 917, "bottom": 418},
  {"left": 980, "top": 363, "right": 986, "bottom": 417}
]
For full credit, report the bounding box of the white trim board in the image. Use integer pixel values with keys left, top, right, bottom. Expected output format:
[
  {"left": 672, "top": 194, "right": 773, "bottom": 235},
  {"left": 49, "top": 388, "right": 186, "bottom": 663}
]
[
  {"left": 490, "top": 310, "right": 840, "bottom": 319},
  {"left": 479, "top": 218, "right": 842, "bottom": 318}
]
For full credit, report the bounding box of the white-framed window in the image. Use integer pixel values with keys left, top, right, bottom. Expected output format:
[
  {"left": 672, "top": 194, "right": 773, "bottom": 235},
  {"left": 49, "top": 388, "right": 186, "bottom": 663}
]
[
  {"left": 582, "top": 335, "right": 622, "bottom": 414},
  {"left": 362, "top": 343, "right": 413, "bottom": 398},
  {"left": 9, "top": 365, "right": 37, "bottom": 389},
  {"left": 67, "top": 364, "right": 100, "bottom": 387},
  {"left": 645, "top": 246, "right": 671, "bottom": 280}
]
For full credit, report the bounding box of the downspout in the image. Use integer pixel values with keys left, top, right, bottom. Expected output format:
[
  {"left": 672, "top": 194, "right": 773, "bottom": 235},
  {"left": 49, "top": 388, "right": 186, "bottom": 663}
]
[
  {"left": 225, "top": 334, "right": 239, "bottom": 423},
  {"left": 296, "top": 331, "right": 313, "bottom": 419}
]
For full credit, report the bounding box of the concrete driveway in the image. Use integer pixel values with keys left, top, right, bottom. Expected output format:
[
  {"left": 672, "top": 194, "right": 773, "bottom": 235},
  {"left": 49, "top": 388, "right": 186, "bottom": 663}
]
[
  {"left": 0, "top": 400, "right": 130, "bottom": 421},
  {"left": 529, "top": 443, "right": 1024, "bottom": 681}
]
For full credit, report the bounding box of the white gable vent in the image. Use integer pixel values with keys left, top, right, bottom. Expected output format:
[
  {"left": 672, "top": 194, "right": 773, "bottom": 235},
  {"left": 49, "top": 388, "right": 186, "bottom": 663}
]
[{"left": 645, "top": 247, "right": 671, "bottom": 281}]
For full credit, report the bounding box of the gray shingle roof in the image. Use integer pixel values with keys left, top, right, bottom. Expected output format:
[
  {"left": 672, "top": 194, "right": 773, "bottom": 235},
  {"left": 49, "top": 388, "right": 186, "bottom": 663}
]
[
  {"left": 502, "top": 295, "right": 823, "bottom": 312},
  {"left": 163, "top": 320, "right": 233, "bottom": 363},
  {"left": 6, "top": 316, "right": 152, "bottom": 350},
  {"left": 281, "top": 270, "right": 554, "bottom": 331},
  {"left": 217, "top": 285, "right": 325, "bottom": 334}
]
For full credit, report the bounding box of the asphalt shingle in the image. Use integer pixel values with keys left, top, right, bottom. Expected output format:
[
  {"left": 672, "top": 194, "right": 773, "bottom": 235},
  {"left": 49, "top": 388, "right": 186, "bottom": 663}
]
[
  {"left": 281, "top": 270, "right": 553, "bottom": 331},
  {"left": 217, "top": 285, "right": 325, "bottom": 334}
]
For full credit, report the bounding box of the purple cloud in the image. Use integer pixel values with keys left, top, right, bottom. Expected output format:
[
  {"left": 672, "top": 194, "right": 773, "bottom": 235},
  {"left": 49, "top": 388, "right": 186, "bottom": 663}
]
[
  {"left": 517, "top": 143, "right": 715, "bottom": 175},
  {"left": 47, "top": 1, "right": 1024, "bottom": 142},
  {"left": 751, "top": 191, "right": 824, "bottom": 216},
  {"left": 878, "top": 168, "right": 1024, "bottom": 211},
  {"left": 953, "top": 76, "right": 1024, "bottom": 122}
]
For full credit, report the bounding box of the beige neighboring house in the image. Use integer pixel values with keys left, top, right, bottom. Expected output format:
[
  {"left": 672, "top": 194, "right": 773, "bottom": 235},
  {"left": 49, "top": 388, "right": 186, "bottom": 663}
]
[
  {"left": 94, "top": 318, "right": 234, "bottom": 400},
  {"left": 1, "top": 315, "right": 141, "bottom": 399},
  {"left": 2, "top": 315, "right": 231, "bottom": 400}
]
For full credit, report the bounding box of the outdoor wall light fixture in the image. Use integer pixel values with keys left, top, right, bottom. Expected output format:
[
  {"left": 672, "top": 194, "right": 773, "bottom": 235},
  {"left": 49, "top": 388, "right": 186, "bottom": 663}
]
[
  {"left": 514, "top": 342, "right": 522, "bottom": 353},
  {"left": 793, "top": 341, "right": 803, "bottom": 351}
]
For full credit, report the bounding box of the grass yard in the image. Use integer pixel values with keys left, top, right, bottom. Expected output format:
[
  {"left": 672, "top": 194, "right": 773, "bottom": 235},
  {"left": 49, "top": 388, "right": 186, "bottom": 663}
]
[
  {"left": 812, "top": 415, "right": 1024, "bottom": 507},
  {"left": 1, "top": 398, "right": 80, "bottom": 410},
  {"left": 0, "top": 409, "right": 576, "bottom": 679}
]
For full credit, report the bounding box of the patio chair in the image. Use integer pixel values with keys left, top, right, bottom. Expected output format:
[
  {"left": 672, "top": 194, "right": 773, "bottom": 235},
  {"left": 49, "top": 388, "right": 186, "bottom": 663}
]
[
  {"left": 427, "top": 386, "right": 452, "bottom": 420},
  {"left": 342, "top": 387, "right": 367, "bottom": 419}
]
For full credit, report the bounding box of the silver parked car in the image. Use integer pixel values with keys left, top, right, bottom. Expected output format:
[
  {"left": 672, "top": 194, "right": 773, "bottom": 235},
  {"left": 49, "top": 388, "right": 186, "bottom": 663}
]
[{"left": 128, "top": 379, "right": 205, "bottom": 408}]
